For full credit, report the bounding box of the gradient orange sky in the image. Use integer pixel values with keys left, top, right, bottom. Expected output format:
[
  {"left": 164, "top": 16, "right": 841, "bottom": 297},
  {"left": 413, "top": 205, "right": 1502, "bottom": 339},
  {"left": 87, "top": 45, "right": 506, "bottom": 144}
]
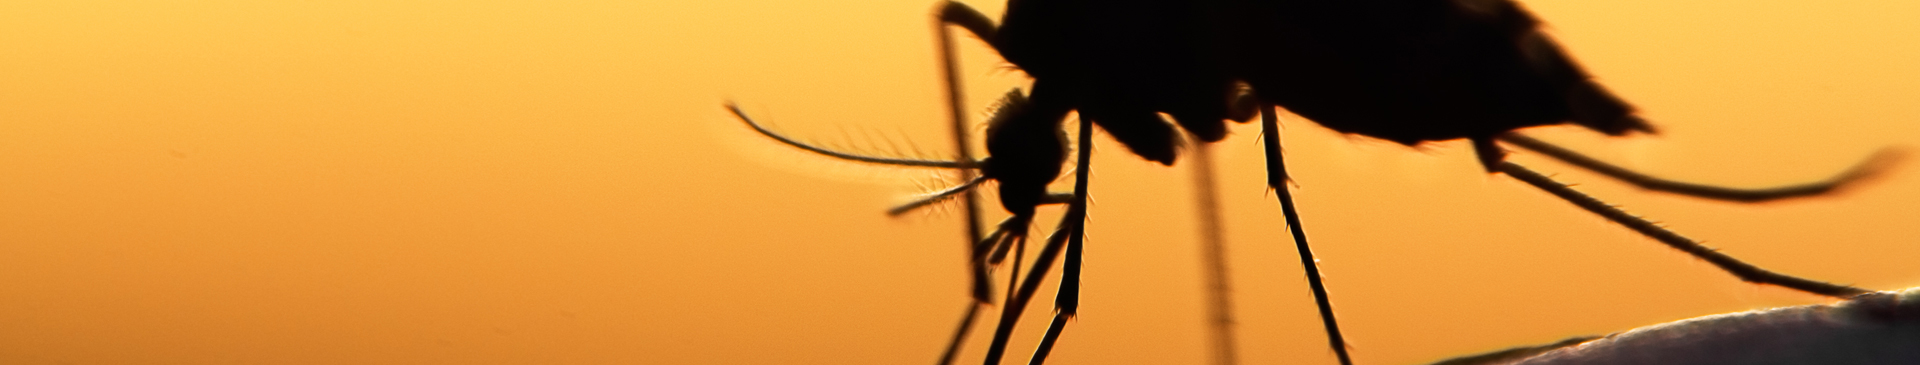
[{"left": 3, "top": 1, "right": 1918, "bottom": 364}]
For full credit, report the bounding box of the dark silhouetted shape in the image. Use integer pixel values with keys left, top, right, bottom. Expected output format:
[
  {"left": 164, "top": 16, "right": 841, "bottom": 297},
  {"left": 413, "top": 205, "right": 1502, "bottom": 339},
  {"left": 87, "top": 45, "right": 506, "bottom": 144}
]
[{"left": 729, "top": 0, "right": 1896, "bottom": 364}]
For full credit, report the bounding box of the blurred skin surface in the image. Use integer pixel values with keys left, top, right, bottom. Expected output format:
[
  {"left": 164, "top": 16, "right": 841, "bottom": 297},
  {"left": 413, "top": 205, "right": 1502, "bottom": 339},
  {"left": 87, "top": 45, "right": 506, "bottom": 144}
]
[{"left": 1, "top": 0, "right": 1917, "bottom": 364}]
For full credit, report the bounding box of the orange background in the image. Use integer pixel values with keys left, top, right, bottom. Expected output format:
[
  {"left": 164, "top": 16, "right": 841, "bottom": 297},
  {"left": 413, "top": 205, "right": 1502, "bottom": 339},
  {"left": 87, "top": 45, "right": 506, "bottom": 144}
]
[{"left": 2, "top": 1, "right": 1917, "bottom": 364}]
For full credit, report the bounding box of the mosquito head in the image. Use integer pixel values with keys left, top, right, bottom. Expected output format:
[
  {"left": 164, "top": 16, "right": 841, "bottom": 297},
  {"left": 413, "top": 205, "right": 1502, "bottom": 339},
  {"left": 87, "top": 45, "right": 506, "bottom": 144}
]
[{"left": 982, "top": 87, "right": 1071, "bottom": 218}]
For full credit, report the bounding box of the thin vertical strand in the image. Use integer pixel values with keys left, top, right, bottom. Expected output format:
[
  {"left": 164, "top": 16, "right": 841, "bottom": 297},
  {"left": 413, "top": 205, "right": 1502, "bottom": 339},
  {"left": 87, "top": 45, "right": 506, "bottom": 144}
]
[
  {"left": 1261, "top": 105, "right": 1354, "bottom": 365},
  {"left": 935, "top": 4, "right": 989, "bottom": 364},
  {"left": 1029, "top": 114, "right": 1096, "bottom": 364},
  {"left": 935, "top": 1, "right": 985, "bottom": 247},
  {"left": 939, "top": 303, "right": 984, "bottom": 365},
  {"left": 1027, "top": 314, "right": 1072, "bottom": 365},
  {"left": 1006, "top": 235, "right": 1027, "bottom": 325},
  {"left": 1189, "top": 143, "right": 1240, "bottom": 365}
]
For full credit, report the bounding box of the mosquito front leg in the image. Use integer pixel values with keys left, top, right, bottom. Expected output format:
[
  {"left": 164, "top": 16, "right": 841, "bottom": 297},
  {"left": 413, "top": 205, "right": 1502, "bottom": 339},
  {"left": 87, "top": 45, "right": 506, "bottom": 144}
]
[
  {"left": 1261, "top": 104, "right": 1356, "bottom": 365},
  {"left": 933, "top": 2, "right": 996, "bottom": 361},
  {"left": 934, "top": 0, "right": 995, "bottom": 293}
]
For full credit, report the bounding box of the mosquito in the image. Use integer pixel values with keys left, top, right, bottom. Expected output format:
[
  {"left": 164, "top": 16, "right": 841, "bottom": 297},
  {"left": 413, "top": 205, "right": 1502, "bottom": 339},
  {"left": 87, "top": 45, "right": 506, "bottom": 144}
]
[{"left": 727, "top": 0, "right": 1896, "bottom": 364}]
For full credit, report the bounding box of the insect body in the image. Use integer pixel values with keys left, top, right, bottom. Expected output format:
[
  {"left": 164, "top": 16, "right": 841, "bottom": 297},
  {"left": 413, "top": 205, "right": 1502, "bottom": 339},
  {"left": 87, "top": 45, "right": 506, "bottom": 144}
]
[
  {"left": 732, "top": 0, "right": 1890, "bottom": 363},
  {"left": 977, "top": 0, "right": 1649, "bottom": 215}
]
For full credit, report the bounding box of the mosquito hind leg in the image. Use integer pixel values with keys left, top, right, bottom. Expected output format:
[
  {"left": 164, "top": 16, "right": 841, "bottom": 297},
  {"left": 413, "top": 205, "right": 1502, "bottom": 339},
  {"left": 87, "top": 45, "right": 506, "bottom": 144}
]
[
  {"left": 1491, "top": 159, "right": 1871, "bottom": 298},
  {"left": 1261, "top": 104, "right": 1356, "bottom": 365},
  {"left": 1497, "top": 132, "right": 1899, "bottom": 202}
]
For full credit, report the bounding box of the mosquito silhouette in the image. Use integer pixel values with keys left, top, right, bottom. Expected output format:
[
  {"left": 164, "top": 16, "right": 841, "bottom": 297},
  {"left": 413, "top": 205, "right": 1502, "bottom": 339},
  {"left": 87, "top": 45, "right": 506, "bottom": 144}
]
[{"left": 727, "top": 1, "right": 1896, "bottom": 364}]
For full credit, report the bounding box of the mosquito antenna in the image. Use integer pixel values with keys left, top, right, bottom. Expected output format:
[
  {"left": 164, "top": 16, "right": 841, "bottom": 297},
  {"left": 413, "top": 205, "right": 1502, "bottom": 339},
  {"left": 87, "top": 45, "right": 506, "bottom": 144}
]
[
  {"left": 1496, "top": 160, "right": 1871, "bottom": 297},
  {"left": 1498, "top": 132, "right": 1901, "bottom": 202},
  {"left": 725, "top": 103, "right": 976, "bottom": 169},
  {"left": 889, "top": 175, "right": 989, "bottom": 216}
]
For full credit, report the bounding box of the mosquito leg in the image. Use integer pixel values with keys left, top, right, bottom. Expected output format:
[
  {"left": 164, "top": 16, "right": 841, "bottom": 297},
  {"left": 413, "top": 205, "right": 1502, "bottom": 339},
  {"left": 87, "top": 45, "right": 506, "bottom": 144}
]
[
  {"left": 938, "top": 1, "right": 998, "bottom": 48},
  {"left": 1494, "top": 160, "right": 1872, "bottom": 298},
  {"left": 1189, "top": 139, "right": 1241, "bottom": 365},
  {"left": 982, "top": 219, "right": 1075, "bottom": 365},
  {"left": 934, "top": 0, "right": 990, "bottom": 241},
  {"left": 1260, "top": 104, "right": 1355, "bottom": 365},
  {"left": 933, "top": 4, "right": 996, "bottom": 363},
  {"left": 1005, "top": 232, "right": 1029, "bottom": 326},
  {"left": 1497, "top": 132, "right": 1899, "bottom": 202},
  {"left": 890, "top": 176, "right": 988, "bottom": 216},
  {"left": 1027, "top": 314, "right": 1072, "bottom": 365},
  {"left": 1025, "top": 225, "right": 1078, "bottom": 365},
  {"left": 1025, "top": 116, "right": 1096, "bottom": 365},
  {"left": 933, "top": 221, "right": 1026, "bottom": 365},
  {"left": 940, "top": 302, "right": 985, "bottom": 365},
  {"left": 726, "top": 105, "right": 971, "bottom": 168}
]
